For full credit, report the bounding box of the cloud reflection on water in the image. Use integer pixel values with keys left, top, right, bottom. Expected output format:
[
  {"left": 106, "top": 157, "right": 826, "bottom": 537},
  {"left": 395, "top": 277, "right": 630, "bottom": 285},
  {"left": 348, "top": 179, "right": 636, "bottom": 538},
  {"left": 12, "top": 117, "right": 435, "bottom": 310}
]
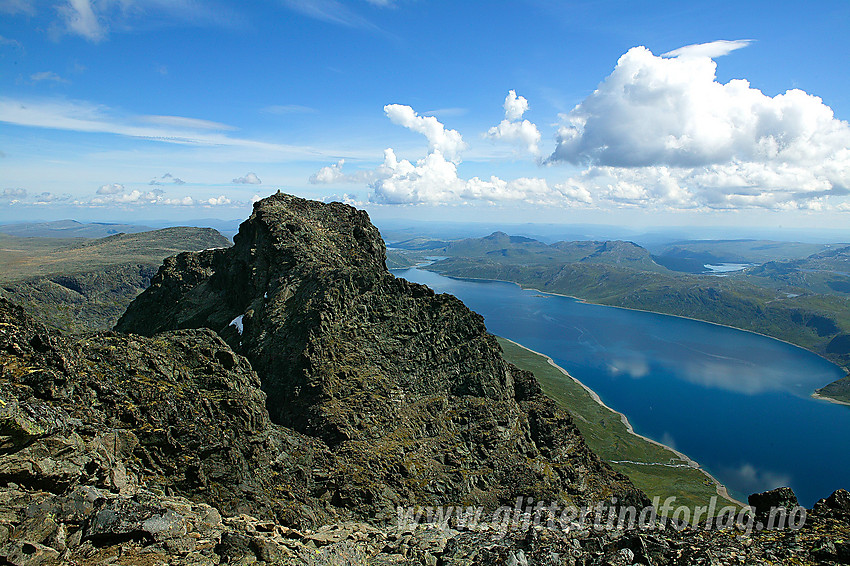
[
  {"left": 608, "top": 351, "right": 811, "bottom": 396},
  {"left": 720, "top": 463, "right": 792, "bottom": 496}
]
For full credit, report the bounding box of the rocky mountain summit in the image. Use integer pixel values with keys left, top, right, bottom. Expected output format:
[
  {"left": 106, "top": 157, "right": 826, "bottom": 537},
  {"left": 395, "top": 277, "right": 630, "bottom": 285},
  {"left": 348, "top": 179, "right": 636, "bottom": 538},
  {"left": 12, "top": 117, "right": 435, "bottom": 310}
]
[
  {"left": 1, "top": 193, "right": 849, "bottom": 565},
  {"left": 117, "top": 192, "right": 646, "bottom": 518}
]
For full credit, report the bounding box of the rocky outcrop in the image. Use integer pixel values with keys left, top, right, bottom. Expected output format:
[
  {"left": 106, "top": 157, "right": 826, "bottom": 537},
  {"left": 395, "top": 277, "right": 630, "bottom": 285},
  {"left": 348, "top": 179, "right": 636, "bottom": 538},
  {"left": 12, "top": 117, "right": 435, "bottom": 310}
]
[
  {"left": 0, "top": 297, "right": 338, "bottom": 528},
  {"left": 117, "top": 193, "right": 646, "bottom": 517}
]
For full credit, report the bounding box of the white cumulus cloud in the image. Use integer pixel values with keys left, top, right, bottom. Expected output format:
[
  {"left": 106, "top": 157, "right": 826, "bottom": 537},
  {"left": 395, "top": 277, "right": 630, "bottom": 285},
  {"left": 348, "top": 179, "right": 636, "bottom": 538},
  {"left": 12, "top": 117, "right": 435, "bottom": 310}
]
[
  {"left": 367, "top": 139, "right": 562, "bottom": 206},
  {"left": 370, "top": 145, "right": 561, "bottom": 205},
  {"left": 314, "top": 102, "right": 588, "bottom": 206},
  {"left": 546, "top": 44, "right": 850, "bottom": 210},
  {"left": 309, "top": 159, "right": 381, "bottom": 184},
  {"left": 88, "top": 188, "right": 233, "bottom": 207},
  {"left": 205, "top": 195, "right": 231, "bottom": 205},
  {"left": 97, "top": 183, "right": 124, "bottom": 195},
  {"left": 486, "top": 90, "right": 542, "bottom": 155},
  {"left": 310, "top": 159, "right": 348, "bottom": 184},
  {"left": 232, "top": 172, "right": 262, "bottom": 184},
  {"left": 504, "top": 89, "right": 529, "bottom": 121},
  {"left": 384, "top": 104, "right": 467, "bottom": 163},
  {"left": 370, "top": 148, "right": 464, "bottom": 204}
]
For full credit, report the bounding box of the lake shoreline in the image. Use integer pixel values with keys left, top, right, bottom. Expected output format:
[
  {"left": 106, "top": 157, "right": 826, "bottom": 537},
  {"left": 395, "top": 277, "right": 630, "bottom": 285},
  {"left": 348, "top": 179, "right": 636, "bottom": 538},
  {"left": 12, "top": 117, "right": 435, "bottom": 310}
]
[
  {"left": 421, "top": 267, "right": 849, "bottom": 403},
  {"left": 811, "top": 392, "right": 850, "bottom": 407},
  {"left": 499, "top": 336, "right": 745, "bottom": 507}
]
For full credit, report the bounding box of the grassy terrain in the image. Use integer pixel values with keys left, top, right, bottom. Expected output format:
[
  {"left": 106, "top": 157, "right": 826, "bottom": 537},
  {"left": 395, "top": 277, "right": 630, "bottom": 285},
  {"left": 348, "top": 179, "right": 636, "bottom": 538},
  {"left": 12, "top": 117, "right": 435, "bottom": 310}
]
[
  {"left": 739, "top": 245, "right": 850, "bottom": 297},
  {"left": 386, "top": 249, "right": 424, "bottom": 269},
  {"left": 497, "top": 337, "right": 740, "bottom": 513},
  {"left": 0, "top": 228, "right": 231, "bottom": 333},
  {"left": 0, "top": 234, "right": 88, "bottom": 278},
  {"left": 0, "top": 227, "right": 230, "bottom": 282},
  {"left": 816, "top": 374, "right": 850, "bottom": 405}
]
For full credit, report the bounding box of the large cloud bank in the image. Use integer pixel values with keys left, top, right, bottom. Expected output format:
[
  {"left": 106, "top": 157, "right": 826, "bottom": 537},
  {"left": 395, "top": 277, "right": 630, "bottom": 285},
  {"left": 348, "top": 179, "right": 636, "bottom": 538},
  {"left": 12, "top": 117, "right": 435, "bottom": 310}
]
[
  {"left": 311, "top": 42, "right": 850, "bottom": 211},
  {"left": 547, "top": 45, "right": 850, "bottom": 209}
]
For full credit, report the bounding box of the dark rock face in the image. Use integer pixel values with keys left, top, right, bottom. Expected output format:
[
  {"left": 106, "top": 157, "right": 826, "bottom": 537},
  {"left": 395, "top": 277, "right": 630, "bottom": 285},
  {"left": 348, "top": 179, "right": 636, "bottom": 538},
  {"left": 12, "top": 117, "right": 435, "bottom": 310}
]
[
  {"left": 748, "top": 487, "right": 806, "bottom": 533},
  {"left": 0, "top": 297, "right": 336, "bottom": 527},
  {"left": 748, "top": 487, "right": 800, "bottom": 521},
  {"left": 815, "top": 488, "right": 850, "bottom": 521},
  {"left": 117, "top": 193, "right": 646, "bottom": 516}
]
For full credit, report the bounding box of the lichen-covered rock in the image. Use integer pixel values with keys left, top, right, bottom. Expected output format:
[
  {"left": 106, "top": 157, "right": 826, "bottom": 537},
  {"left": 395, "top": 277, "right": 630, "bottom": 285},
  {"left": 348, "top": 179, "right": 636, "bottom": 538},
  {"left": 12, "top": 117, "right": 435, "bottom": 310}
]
[
  {"left": 117, "top": 192, "right": 647, "bottom": 516},
  {"left": 0, "top": 296, "right": 337, "bottom": 529},
  {"left": 749, "top": 486, "right": 800, "bottom": 522}
]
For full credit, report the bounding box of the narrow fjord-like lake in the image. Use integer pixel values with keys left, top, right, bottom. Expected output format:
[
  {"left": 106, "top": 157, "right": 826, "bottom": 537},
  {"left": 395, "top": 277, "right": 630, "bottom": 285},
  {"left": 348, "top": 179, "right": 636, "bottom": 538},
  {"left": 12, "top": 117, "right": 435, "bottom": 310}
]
[{"left": 392, "top": 266, "right": 850, "bottom": 507}]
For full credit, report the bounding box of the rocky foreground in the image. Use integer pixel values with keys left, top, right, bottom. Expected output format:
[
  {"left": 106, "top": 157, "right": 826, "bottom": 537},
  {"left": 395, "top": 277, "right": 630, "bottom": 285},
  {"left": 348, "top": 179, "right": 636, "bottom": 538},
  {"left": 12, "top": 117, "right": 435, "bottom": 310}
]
[{"left": 1, "top": 193, "right": 849, "bottom": 565}]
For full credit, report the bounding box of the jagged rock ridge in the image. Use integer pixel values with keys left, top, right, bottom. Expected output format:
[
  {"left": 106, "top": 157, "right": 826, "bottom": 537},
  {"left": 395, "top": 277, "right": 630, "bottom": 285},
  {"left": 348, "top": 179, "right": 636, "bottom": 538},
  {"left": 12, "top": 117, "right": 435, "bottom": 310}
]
[{"left": 117, "top": 192, "right": 646, "bottom": 516}]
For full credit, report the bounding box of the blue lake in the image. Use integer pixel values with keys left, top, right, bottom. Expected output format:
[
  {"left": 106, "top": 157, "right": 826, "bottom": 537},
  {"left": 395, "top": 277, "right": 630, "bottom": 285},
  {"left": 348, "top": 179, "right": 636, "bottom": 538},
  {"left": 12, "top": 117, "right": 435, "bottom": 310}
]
[{"left": 392, "top": 266, "right": 850, "bottom": 507}]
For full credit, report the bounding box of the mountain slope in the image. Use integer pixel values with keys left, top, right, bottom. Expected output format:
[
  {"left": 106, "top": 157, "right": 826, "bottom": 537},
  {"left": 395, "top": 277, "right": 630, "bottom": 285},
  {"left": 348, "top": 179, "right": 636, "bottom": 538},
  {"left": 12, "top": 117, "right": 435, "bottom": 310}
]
[
  {"left": 117, "top": 192, "right": 647, "bottom": 515},
  {"left": 653, "top": 239, "right": 834, "bottom": 273},
  {"left": 402, "top": 231, "right": 668, "bottom": 272},
  {"left": 2, "top": 196, "right": 850, "bottom": 564}
]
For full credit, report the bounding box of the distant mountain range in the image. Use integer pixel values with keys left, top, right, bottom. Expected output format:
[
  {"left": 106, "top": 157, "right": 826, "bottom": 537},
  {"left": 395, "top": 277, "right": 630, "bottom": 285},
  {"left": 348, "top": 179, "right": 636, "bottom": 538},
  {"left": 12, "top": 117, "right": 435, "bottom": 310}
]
[
  {"left": 394, "top": 231, "right": 667, "bottom": 272},
  {"left": 0, "top": 219, "right": 153, "bottom": 238},
  {"left": 651, "top": 239, "right": 841, "bottom": 273}
]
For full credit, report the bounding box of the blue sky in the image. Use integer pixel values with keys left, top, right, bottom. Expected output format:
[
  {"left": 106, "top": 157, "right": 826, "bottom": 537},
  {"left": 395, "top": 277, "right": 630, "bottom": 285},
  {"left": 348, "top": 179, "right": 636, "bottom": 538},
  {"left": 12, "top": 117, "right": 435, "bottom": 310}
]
[{"left": 2, "top": 0, "right": 850, "bottom": 230}]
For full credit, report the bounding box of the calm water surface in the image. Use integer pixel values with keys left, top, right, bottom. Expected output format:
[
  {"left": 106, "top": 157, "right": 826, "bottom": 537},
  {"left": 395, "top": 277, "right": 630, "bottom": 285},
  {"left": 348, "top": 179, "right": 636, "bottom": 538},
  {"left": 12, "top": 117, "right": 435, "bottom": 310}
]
[{"left": 393, "top": 266, "right": 850, "bottom": 506}]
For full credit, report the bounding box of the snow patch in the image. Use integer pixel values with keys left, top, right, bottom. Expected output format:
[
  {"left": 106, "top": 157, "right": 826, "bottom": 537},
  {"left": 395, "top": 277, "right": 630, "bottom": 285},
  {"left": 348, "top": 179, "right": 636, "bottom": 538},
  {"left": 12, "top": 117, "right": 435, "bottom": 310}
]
[{"left": 229, "top": 314, "right": 244, "bottom": 335}]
